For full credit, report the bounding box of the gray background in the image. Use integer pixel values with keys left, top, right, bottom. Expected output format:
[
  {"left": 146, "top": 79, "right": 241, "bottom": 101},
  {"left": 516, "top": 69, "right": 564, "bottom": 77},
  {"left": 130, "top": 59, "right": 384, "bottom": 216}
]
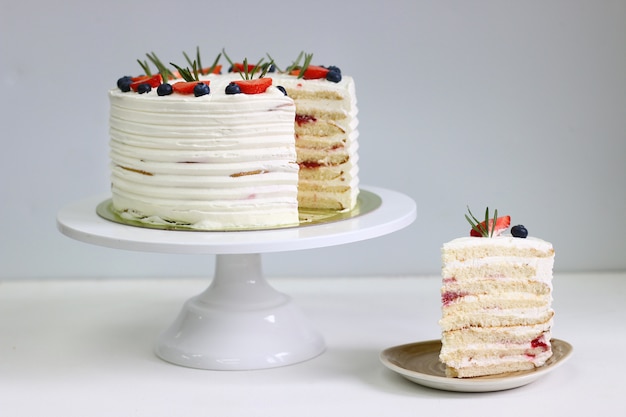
[{"left": 1, "top": 0, "right": 624, "bottom": 279}]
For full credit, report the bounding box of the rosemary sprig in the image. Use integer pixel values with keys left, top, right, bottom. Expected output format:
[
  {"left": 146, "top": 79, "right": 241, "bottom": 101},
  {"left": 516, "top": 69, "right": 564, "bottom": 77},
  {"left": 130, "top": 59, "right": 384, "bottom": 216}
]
[
  {"left": 146, "top": 52, "right": 176, "bottom": 81},
  {"left": 266, "top": 53, "right": 281, "bottom": 72},
  {"left": 221, "top": 48, "right": 270, "bottom": 80},
  {"left": 170, "top": 61, "right": 199, "bottom": 82},
  {"left": 205, "top": 52, "right": 222, "bottom": 75},
  {"left": 284, "top": 51, "right": 304, "bottom": 73},
  {"left": 465, "top": 206, "right": 499, "bottom": 237},
  {"left": 284, "top": 52, "right": 314, "bottom": 78},
  {"left": 222, "top": 48, "right": 234, "bottom": 69},
  {"left": 183, "top": 46, "right": 203, "bottom": 72},
  {"left": 184, "top": 48, "right": 222, "bottom": 75},
  {"left": 137, "top": 59, "right": 152, "bottom": 76},
  {"left": 297, "top": 53, "right": 314, "bottom": 79}
]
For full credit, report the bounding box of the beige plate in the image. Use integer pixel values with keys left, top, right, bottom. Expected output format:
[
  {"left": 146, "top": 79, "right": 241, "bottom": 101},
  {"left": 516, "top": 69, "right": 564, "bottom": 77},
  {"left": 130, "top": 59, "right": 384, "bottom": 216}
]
[
  {"left": 380, "top": 339, "right": 573, "bottom": 392},
  {"left": 96, "top": 190, "right": 382, "bottom": 232}
]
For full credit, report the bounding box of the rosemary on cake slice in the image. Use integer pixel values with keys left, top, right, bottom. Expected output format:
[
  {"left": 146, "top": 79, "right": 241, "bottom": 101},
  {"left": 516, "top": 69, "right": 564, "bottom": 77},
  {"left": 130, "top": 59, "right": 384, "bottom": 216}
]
[{"left": 465, "top": 206, "right": 510, "bottom": 237}]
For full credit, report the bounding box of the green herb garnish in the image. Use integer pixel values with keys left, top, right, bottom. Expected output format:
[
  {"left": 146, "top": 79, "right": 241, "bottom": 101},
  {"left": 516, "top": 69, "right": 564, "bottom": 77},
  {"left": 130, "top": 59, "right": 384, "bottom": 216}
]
[
  {"left": 170, "top": 61, "right": 200, "bottom": 82},
  {"left": 284, "top": 51, "right": 304, "bottom": 73},
  {"left": 183, "top": 46, "right": 203, "bottom": 72},
  {"left": 146, "top": 52, "right": 176, "bottom": 81},
  {"left": 284, "top": 52, "right": 313, "bottom": 78},
  {"left": 221, "top": 48, "right": 270, "bottom": 80},
  {"left": 465, "top": 206, "right": 499, "bottom": 237},
  {"left": 137, "top": 59, "right": 152, "bottom": 76}
]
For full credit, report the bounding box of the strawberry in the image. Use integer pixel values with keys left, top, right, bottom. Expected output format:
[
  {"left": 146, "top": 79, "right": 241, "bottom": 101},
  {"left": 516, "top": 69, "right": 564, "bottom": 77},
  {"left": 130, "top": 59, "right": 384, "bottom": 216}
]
[
  {"left": 130, "top": 74, "right": 162, "bottom": 92},
  {"left": 232, "top": 78, "right": 272, "bottom": 94},
  {"left": 290, "top": 65, "right": 329, "bottom": 80},
  {"left": 231, "top": 62, "right": 257, "bottom": 73},
  {"left": 172, "top": 81, "right": 210, "bottom": 95},
  {"left": 470, "top": 215, "right": 511, "bottom": 237}
]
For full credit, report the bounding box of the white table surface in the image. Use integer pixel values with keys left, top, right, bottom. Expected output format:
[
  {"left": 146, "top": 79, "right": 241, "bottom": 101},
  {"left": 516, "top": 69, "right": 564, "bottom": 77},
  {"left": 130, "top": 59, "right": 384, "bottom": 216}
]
[{"left": 1, "top": 272, "right": 623, "bottom": 416}]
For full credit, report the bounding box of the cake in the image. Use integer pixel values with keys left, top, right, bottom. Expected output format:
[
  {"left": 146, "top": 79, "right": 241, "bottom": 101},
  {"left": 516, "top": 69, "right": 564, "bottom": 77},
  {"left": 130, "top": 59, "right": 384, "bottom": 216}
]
[
  {"left": 439, "top": 207, "right": 555, "bottom": 378},
  {"left": 108, "top": 50, "right": 360, "bottom": 230}
]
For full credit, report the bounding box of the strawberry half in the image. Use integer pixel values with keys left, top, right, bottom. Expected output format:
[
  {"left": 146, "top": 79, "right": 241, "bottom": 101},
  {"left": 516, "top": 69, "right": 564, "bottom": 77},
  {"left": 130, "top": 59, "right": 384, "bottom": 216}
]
[
  {"left": 172, "top": 81, "right": 210, "bottom": 95},
  {"left": 470, "top": 215, "right": 511, "bottom": 237},
  {"left": 130, "top": 74, "right": 162, "bottom": 92},
  {"left": 232, "top": 78, "right": 272, "bottom": 94},
  {"left": 290, "top": 65, "right": 329, "bottom": 80},
  {"left": 231, "top": 62, "right": 257, "bottom": 73}
]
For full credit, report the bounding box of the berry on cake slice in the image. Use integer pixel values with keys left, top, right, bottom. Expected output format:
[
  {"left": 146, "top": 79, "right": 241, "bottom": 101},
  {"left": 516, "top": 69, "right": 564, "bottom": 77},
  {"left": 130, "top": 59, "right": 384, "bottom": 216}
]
[
  {"left": 465, "top": 206, "right": 511, "bottom": 237},
  {"left": 511, "top": 224, "right": 529, "bottom": 238}
]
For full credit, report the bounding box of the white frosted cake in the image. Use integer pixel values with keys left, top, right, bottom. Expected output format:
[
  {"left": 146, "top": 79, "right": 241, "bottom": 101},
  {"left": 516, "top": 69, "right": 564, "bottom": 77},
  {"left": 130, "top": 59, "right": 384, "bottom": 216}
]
[
  {"left": 439, "top": 208, "right": 555, "bottom": 378},
  {"left": 109, "top": 74, "right": 299, "bottom": 230},
  {"left": 108, "top": 51, "right": 360, "bottom": 230}
]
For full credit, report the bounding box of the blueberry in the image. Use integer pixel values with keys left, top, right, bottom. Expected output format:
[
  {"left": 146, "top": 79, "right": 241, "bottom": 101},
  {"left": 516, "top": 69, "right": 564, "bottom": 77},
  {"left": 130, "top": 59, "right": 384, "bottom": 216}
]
[
  {"left": 276, "top": 85, "right": 287, "bottom": 96},
  {"left": 136, "top": 83, "right": 151, "bottom": 94},
  {"left": 117, "top": 76, "right": 132, "bottom": 92},
  {"left": 225, "top": 82, "right": 241, "bottom": 95},
  {"left": 157, "top": 83, "right": 173, "bottom": 96},
  {"left": 511, "top": 225, "right": 528, "bottom": 238},
  {"left": 326, "top": 69, "right": 342, "bottom": 83},
  {"left": 194, "top": 82, "right": 210, "bottom": 97},
  {"left": 326, "top": 65, "right": 341, "bottom": 75}
]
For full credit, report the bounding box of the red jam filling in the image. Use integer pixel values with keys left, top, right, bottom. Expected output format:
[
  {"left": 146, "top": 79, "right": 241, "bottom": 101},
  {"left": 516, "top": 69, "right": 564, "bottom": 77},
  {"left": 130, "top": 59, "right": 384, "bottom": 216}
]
[
  {"left": 531, "top": 335, "right": 549, "bottom": 351},
  {"left": 299, "top": 161, "right": 323, "bottom": 169},
  {"left": 296, "top": 115, "right": 317, "bottom": 125},
  {"left": 441, "top": 291, "right": 468, "bottom": 306}
]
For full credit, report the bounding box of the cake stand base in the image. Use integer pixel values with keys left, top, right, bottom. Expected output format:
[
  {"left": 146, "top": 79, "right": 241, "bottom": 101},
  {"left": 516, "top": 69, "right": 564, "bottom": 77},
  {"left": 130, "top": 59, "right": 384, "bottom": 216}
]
[{"left": 155, "top": 253, "right": 325, "bottom": 370}]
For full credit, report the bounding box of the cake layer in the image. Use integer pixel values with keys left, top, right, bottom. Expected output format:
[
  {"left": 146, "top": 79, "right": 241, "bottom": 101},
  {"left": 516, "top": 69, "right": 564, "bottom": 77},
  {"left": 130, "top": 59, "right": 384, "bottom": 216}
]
[
  {"left": 442, "top": 236, "right": 555, "bottom": 263},
  {"left": 109, "top": 78, "right": 299, "bottom": 230},
  {"left": 441, "top": 328, "right": 553, "bottom": 378}
]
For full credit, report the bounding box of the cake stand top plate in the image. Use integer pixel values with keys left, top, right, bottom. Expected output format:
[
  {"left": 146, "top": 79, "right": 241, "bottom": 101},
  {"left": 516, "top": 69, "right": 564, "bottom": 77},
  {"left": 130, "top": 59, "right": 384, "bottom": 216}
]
[{"left": 56, "top": 186, "right": 416, "bottom": 255}]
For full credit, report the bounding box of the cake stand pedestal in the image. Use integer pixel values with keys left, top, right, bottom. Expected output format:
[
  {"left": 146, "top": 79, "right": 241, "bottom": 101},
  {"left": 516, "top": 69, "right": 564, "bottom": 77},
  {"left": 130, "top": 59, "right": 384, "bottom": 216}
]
[{"left": 57, "top": 186, "right": 416, "bottom": 370}]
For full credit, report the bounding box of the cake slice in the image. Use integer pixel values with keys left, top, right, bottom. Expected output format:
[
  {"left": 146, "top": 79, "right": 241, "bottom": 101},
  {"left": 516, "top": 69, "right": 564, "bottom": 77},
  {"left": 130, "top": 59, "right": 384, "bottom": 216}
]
[{"left": 439, "top": 208, "right": 555, "bottom": 378}]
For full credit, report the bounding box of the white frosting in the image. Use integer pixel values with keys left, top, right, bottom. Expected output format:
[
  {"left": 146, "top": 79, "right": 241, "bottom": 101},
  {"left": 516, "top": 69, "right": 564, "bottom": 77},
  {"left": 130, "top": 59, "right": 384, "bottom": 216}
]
[
  {"left": 443, "top": 235, "right": 554, "bottom": 253},
  {"left": 109, "top": 77, "right": 299, "bottom": 230}
]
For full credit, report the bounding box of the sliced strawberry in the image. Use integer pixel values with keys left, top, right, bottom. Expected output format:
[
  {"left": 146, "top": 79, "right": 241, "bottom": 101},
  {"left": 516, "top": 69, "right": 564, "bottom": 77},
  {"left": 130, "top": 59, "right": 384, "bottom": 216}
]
[
  {"left": 232, "top": 78, "right": 272, "bottom": 94},
  {"left": 289, "top": 65, "right": 329, "bottom": 80},
  {"left": 130, "top": 74, "right": 162, "bottom": 91},
  {"left": 171, "top": 81, "right": 210, "bottom": 95},
  {"left": 470, "top": 215, "right": 511, "bottom": 237},
  {"left": 231, "top": 62, "right": 257, "bottom": 73},
  {"left": 201, "top": 64, "right": 222, "bottom": 75}
]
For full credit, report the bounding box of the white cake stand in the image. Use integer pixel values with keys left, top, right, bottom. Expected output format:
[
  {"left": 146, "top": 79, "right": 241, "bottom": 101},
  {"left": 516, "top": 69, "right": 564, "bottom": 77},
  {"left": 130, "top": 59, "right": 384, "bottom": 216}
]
[{"left": 57, "top": 186, "right": 416, "bottom": 370}]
